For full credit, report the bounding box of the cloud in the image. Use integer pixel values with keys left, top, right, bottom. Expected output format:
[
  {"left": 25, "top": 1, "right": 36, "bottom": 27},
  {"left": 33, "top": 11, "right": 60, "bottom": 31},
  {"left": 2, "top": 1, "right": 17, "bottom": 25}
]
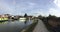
[
  {"left": 13, "top": 0, "right": 16, "bottom": 5},
  {"left": 0, "top": 1, "right": 16, "bottom": 14},
  {"left": 0, "top": 0, "right": 56, "bottom": 16},
  {"left": 49, "top": 8, "right": 60, "bottom": 17},
  {"left": 48, "top": 0, "right": 60, "bottom": 17},
  {"left": 54, "top": 0, "right": 60, "bottom": 7}
]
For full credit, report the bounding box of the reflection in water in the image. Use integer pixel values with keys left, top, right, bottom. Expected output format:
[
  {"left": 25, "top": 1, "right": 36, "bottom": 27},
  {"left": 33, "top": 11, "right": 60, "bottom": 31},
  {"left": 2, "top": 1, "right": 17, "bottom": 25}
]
[{"left": 0, "top": 20, "right": 33, "bottom": 32}]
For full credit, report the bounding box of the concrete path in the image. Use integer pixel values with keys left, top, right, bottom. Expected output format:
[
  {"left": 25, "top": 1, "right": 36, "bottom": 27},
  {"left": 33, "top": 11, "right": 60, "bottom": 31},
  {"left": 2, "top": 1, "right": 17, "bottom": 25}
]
[{"left": 33, "top": 20, "right": 49, "bottom": 32}]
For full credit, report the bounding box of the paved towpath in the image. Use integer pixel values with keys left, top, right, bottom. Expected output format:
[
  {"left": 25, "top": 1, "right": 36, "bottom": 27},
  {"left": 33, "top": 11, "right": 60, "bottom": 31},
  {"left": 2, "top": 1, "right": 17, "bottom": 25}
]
[{"left": 33, "top": 20, "right": 49, "bottom": 32}]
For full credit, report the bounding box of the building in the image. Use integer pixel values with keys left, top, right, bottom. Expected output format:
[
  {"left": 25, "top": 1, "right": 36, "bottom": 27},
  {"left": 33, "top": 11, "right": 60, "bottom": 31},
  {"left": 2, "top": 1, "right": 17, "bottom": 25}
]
[{"left": 0, "top": 14, "right": 9, "bottom": 21}]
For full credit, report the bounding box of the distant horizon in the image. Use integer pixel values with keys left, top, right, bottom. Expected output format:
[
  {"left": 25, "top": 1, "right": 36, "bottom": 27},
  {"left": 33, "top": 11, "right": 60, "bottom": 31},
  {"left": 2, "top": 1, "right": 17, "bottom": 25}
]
[{"left": 0, "top": 13, "right": 59, "bottom": 17}]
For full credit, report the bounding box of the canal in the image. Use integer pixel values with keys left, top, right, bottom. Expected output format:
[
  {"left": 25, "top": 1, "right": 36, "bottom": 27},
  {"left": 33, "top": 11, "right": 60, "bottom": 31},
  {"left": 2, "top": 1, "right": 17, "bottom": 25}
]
[{"left": 0, "top": 20, "right": 33, "bottom": 32}]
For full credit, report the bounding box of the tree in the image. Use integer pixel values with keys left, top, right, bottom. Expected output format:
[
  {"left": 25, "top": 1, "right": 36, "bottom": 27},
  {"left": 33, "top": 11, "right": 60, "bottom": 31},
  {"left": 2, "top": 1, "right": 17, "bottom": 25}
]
[
  {"left": 38, "top": 15, "right": 43, "bottom": 20},
  {"left": 24, "top": 13, "right": 28, "bottom": 24},
  {"left": 24, "top": 13, "right": 28, "bottom": 17}
]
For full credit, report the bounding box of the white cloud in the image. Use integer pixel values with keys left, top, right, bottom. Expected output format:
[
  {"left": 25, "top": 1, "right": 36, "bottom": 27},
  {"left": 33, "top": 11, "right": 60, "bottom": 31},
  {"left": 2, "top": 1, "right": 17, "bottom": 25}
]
[
  {"left": 0, "top": 1, "right": 15, "bottom": 14},
  {"left": 49, "top": 8, "right": 60, "bottom": 17},
  {"left": 48, "top": 0, "right": 60, "bottom": 17},
  {"left": 49, "top": 0, "right": 60, "bottom": 17},
  {"left": 28, "top": 2, "right": 36, "bottom": 6},
  {"left": 13, "top": 0, "right": 16, "bottom": 5},
  {"left": 54, "top": 0, "right": 60, "bottom": 7},
  {"left": 30, "top": 9, "right": 48, "bottom": 17}
]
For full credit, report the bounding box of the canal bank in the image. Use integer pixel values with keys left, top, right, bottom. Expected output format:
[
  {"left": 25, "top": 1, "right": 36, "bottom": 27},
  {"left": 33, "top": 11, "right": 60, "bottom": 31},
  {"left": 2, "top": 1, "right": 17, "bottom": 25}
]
[{"left": 21, "top": 20, "right": 38, "bottom": 32}]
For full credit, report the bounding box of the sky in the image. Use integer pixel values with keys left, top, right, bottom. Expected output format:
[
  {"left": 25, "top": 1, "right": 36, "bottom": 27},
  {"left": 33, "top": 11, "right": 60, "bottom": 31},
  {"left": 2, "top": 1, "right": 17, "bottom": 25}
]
[{"left": 0, "top": 0, "right": 60, "bottom": 17}]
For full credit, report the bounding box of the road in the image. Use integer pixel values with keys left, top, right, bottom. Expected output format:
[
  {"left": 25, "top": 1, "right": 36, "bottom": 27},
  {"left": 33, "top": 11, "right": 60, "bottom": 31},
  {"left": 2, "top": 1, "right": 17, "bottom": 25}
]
[{"left": 33, "top": 20, "right": 49, "bottom": 32}]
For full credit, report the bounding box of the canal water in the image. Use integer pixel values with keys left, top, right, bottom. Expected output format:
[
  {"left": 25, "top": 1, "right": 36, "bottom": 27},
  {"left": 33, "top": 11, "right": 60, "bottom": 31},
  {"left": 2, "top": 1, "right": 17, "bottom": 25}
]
[{"left": 0, "top": 20, "right": 33, "bottom": 32}]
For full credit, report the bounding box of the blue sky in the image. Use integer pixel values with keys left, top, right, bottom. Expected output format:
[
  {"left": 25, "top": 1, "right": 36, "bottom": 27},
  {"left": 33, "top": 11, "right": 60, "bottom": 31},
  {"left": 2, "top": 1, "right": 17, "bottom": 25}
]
[{"left": 0, "top": 0, "right": 60, "bottom": 17}]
